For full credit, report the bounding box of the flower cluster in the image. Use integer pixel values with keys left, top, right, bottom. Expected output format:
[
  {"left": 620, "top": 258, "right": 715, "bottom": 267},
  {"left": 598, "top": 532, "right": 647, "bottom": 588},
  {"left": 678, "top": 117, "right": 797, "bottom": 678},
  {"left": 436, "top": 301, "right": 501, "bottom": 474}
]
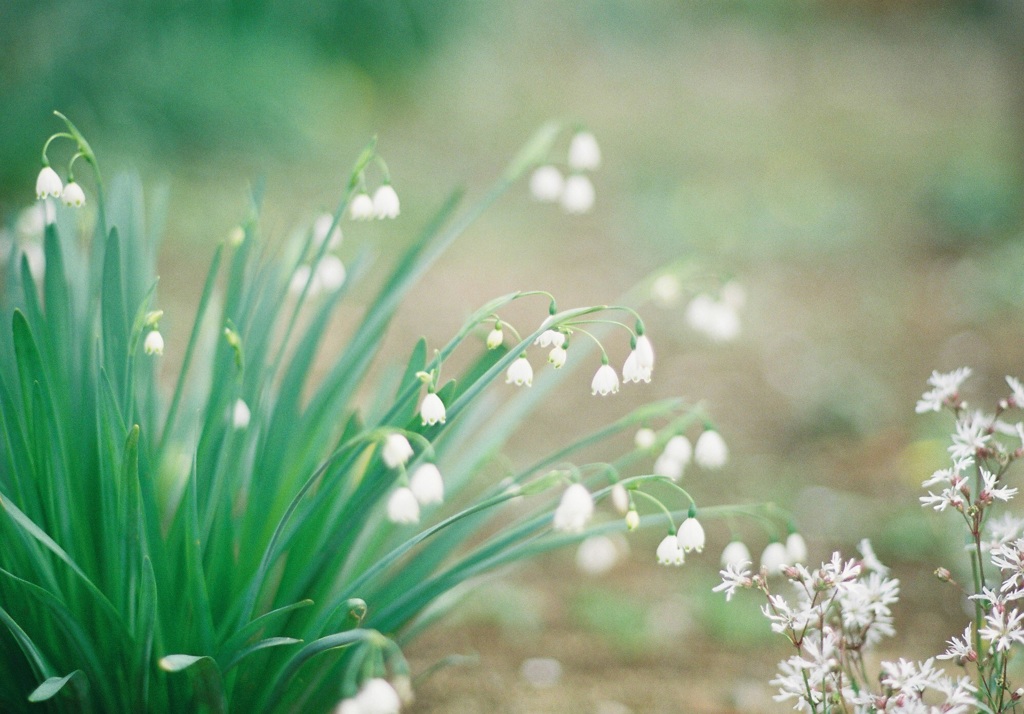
[
  {"left": 720, "top": 369, "right": 1024, "bottom": 713},
  {"left": 381, "top": 433, "right": 445, "bottom": 526},
  {"left": 528, "top": 129, "right": 600, "bottom": 214}
]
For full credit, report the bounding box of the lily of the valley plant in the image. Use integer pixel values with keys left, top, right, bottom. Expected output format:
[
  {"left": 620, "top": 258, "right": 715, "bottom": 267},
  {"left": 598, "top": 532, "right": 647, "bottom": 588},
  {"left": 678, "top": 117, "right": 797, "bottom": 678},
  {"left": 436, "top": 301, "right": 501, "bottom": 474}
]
[{"left": 0, "top": 113, "right": 778, "bottom": 713}]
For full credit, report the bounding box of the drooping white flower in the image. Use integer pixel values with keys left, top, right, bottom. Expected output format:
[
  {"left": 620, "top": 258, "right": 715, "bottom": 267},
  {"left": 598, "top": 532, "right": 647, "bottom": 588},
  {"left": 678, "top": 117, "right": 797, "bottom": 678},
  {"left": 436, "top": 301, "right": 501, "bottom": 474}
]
[
  {"left": 560, "top": 174, "right": 595, "bottom": 214},
  {"left": 650, "top": 274, "right": 681, "bottom": 307},
  {"left": 315, "top": 255, "right": 346, "bottom": 292},
  {"left": 591, "top": 363, "right": 619, "bottom": 396},
  {"left": 232, "top": 399, "right": 251, "bottom": 430},
  {"left": 529, "top": 165, "right": 564, "bottom": 202},
  {"left": 486, "top": 326, "right": 504, "bottom": 350},
  {"left": 548, "top": 346, "right": 567, "bottom": 369},
  {"left": 144, "top": 330, "right": 164, "bottom": 356},
  {"left": 915, "top": 367, "right": 971, "bottom": 414},
  {"left": 568, "top": 131, "right": 601, "bottom": 171},
  {"left": 634, "top": 427, "right": 657, "bottom": 450},
  {"left": 506, "top": 356, "right": 533, "bottom": 387},
  {"left": 652, "top": 451, "right": 684, "bottom": 481},
  {"left": 382, "top": 434, "right": 414, "bottom": 469},
  {"left": 785, "top": 532, "right": 808, "bottom": 564},
  {"left": 312, "top": 212, "right": 342, "bottom": 250},
  {"left": 373, "top": 184, "right": 400, "bottom": 219},
  {"left": 664, "top": 435, "right": 693, "bottom": 464},
  {"left": 535, "top": 329, "right": 565, "bottom": 348},
  {"left": 685, "top": 294, "right": 740, "bottom": 342},
  {"left": 634, "top": 334, "right": 654, "bottom": 371},
  {"left": 694, "top": 430, "right": 728, "bottom": 469},
  {"left": 761, "top": 542, "right": 789, "bottom": 575},
  {"left": 611, "top": 483, "right": 629, "bottom": 514},
  {"left": 349, "top": 192, "right": 375, "bottom": 220},
  {"left": 355, "top": 677, "right": 402, "bottom": 714},
  {"left": 625, "top": 509, "right": 640, "bottom": 530},
  {"left": 409, "top": 463, "right": 444, "bottom": 506},
  {"left": 621, "top": 350, "right": 651, "bottom": 384},
  {"left": 289, "top": 265, "right": 313, "bottom": 296},
  {"left": 575, "top": 535, "right": 622, "bottom": 575},
  {"left": 386, "top": 487, "right": 420, "bottom": 525},
  {"left": 656, "top": 534, "right": 684, "bottom": 566},
  {"left": 419, "top": 392, "right": 446, "bottom": 426},
  {"left": 62, "top": 182, "right": 86, "bottom": 208},
  {"left": 677, "top": 517, "right": 706, "bottom": 553},
  {"left": 35, "top": 167, "right": 62, "bottom": 200},
  {"left": 552, "top": 483, "right": 595, "bottom": 533},
  {"left": 721, "top": 540, "right": 752, "bottom": 568}
]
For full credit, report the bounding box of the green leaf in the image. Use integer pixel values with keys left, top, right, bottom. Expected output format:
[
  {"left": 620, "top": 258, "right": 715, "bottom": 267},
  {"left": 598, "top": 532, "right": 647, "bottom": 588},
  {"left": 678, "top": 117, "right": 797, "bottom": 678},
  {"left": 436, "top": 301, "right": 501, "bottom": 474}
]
[
  {"left": 0, "top": 603, "right": 51, "bottom": 681},
  {"left": 159, "top": 654, "right": 226, "bottom": 714},
  {"left": 27, "top": 669, "right": 86, "bottom": 703},
  {"left": 218, "top": 599, "right": 313, "bottom": 659},
  {"left": 222, "top": 637, "right": 302, "bottom": 673}
]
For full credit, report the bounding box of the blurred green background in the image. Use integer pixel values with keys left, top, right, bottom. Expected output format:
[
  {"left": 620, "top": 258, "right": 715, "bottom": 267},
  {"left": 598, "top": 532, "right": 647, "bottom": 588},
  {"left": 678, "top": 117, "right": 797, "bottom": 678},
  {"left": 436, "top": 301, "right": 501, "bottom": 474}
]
[{"left": 4, "top": 1, "right": 1024, "bottom": 711}]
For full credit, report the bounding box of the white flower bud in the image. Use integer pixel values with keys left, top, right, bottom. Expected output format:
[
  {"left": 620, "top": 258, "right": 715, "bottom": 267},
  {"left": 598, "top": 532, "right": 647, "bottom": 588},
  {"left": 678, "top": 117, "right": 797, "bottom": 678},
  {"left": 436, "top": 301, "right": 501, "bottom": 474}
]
[
  {"left": 664, "top": 435, "right": 693, "bottom": 465},
  {"left": 761, "top": 542, "right": 789, "bottom": 575},
  {"left": 721, "top": 540, "right": 751, "bottom": 568},
  {"left": 785, "top": 532, "right": 808, "bottom": 564},
  {"left": 611, "top": 483, "right": 629, "bottom": 514},
  {"left": 634, "top": 428, "right": 657, "bottom": 450},
  {"left": 486, "top": 326, "right": 504, "bottom": 350},
  {"left": 312, "top": 212, "right": 342, "bottom": 250}
]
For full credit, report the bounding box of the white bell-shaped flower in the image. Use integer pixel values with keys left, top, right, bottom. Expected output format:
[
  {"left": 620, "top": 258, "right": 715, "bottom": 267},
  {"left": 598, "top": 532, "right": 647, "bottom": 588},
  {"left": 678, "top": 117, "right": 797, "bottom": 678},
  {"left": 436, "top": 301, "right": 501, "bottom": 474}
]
[
  {"left": 373, "top": 184, "right": 400, "bottom": 219},
  {"left": 315, "top": 255, "right": 346, "bottom": 292},
  {"left": 419, "top": 392, "right": 446, "bottom": 426},
  {"left": 486, "top": 326, "right": 504, "bottom": 350},
  {"left": 663, "top": 435, "right": 692, "bottom": 465},
  {"left": 721, "top": 540, "right": 752, "bottom": 568},
  {"left": 312, "top": 213, "right": 342, "bottom": 250},
  {"left": 35, "top": 166, "right": 63, "bottom": 200},
  {"left": 529, "top": 165, "right": 564, "bottom": 202},
  {"left": 633, "top": 428, "right": 656, "bottom": 450},
  {"left": 676, "top": 517, "right": 705, "bottom": 553},
  {"left": 621, "top": 350, "right": 651, "bottom": 384},
  {"left": 382, "top": 433, "right": 413, "bottom": 469},
  {"left": 694, "top": 430, "right": 728, "bottom": 469},
  {"left": 560, "top": 174, "right": 595, "bottom": 214},
  {"left": 656, "top": 534, "right": 684, "bottom": 566},
  {"left": 232, "top": 399, "right": 251, "bottom": 430},
  {"left": 568, "top": 131, "right": 601, "bottom": 171},
  {"left": 610, "top": 483, "right": 629, "bottom": 514},
  {"left": 591, "top": 363, "right": 619, "bottom": 396},
  {"left": 535, "top": 329, "right": 565, "bottom": 348},
  {"left": 652, "top": 451, "right": 684, "bottom": 482},
  {"left": 625, "top": 509, "right": 640, "bottom": 530},
  {"left": 62, "top": 182, "right": 86, "bottom": 208},
  {"left": 760, "top": 542, "right": 789, "bottom": 575},
  {"left": 506, "top": 356, "right": 533, "bottom": 387},
  {"left": 548, "top": 346, "right": 567, "bottom": 369},
  {"left": 355, "top": 678, "right": 402, "bottom": 714},
  {"left": 552, "top": 483, "right": 594, "bottom": 533},
  {"left": 409, "top": 463, "right": 444, "bottom": 506},
  {"left": 349, "top": 192, "right": 375, "bottom": 220},
  {"left": 386, "top": 488, "right": 420, "bottom": 525},
  {"left": 144, "top": 330, "right": 164, "bottom": 356},
  {"left": 634, "top": 334, "right": 654, "bottom": 372},
  {"left": 785, "top": 532, "right": 808, "bottom": 564}
]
